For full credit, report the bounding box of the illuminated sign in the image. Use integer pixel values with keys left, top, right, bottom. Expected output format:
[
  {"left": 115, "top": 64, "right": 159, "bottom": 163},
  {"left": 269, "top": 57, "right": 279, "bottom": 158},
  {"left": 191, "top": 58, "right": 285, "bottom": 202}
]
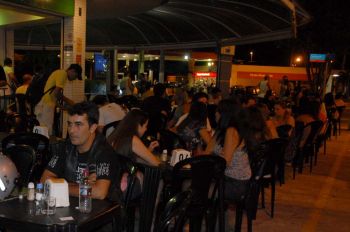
[
  {"left": 194, "top": 72, "right": 217, "bottom": 78},
  {"left": 309, "top": 54, "right": 327, "bottom": 63},
  {"left": 2, "top": 0, "right": 74, "bottom": 16}
]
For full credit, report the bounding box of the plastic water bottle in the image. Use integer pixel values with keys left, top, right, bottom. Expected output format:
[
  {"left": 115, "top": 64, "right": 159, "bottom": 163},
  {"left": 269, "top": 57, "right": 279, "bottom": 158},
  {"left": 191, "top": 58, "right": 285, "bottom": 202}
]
[
  {"left": 79, "top": 169, "right": 92, "bottom": 213},
  {"left": 35, "top": 183, "right": 44, "bottom": 215}
]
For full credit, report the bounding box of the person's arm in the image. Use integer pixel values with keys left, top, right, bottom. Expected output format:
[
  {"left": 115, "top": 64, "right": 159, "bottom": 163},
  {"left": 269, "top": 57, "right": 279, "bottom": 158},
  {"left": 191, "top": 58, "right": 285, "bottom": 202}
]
[
  {"left": 40, "top": 169, "right": 59, "bottom": 183},
  {"left": 67, "top": 174, "right": 111, "bottom": 200},
  {"left": 288, "top": 116, "right": 295, "bottom": 128},
  {"left": 132, "top": 135, "right": 160, "bottom": 166},
  {"left": 266, "top": 120, "right": 278, "bottom": 139},
  {"left": 199, "top": 128, "right": 211, "bottom": 145},
  {"left": 222, "top": 127, "right": 240, "bottom": 165},
  {"left": 7, "top": 71, "right": 17, "bottom": 83},
  {"left": 204, "top": 136, "right": 216, "bottom": 154},
  {"left": 169, "top": 126, "right": 177, "bottom": 133},
  {"left": 55, "top": 72, "right": 75, "bottom": 106},
  {"left": 40, "top": 152, "right": 65, "bottom": 183},
  {"left": 62, "top": 95, "right": 75, "bottom": 106},
  {"left": 51, "top": 86, "right": 74, "bottom": 106}
]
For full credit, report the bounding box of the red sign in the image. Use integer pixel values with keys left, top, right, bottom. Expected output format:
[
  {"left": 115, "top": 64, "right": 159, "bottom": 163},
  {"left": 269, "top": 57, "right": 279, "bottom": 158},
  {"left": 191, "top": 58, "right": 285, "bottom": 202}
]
[
  {"left": 194, "top": 72, "right": 217, "bottom": 78},
  {"left": 237, "top": 71, "right": 307, "bottom": 81}
]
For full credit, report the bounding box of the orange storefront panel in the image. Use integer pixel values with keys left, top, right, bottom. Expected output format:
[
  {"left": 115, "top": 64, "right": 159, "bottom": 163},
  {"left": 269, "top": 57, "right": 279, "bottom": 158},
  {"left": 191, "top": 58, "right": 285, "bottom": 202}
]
[{"left": 237, "top": 71, "right": 308, "bottom": 81}]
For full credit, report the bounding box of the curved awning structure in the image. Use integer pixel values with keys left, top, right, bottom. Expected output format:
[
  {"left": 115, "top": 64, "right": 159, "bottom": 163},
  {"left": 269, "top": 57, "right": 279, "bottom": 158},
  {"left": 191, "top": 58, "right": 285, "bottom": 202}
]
[{"left": 13, "top": 0, "right": 311, "bottom": 50}]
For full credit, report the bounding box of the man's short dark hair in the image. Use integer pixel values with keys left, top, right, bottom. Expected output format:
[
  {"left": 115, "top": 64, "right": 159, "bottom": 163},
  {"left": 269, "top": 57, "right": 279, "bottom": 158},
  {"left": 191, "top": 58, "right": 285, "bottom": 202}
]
[
  {"left": 153, "top": 83, "right": 166, "bottom": 97},
  {"left": 92, "top": 95, "right": 108, "bottom": 106},
  {"left": 4, "top": 58, "right": 12, "bottom": 66},
  {"left": 211, "top": 87, "right": 222, "bottom": 99},
  {"left": 67, "top": 101, "right": 99, "bottom": 126},
  {"left": 67, "top": 64, "right": 82, "bottom": 80},
  {"left": 193, "top": 92, "right": 208, "bottom": 102}
]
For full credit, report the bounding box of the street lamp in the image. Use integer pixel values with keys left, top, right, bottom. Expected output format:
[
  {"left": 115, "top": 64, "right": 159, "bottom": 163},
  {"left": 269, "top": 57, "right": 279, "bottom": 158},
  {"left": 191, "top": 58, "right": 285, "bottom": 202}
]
[
  {"left": 249, "top": 51, "right": 253, "bottom": 62},
  {"left": 292, "top": 56, "right": 302, "bottom": 66}
]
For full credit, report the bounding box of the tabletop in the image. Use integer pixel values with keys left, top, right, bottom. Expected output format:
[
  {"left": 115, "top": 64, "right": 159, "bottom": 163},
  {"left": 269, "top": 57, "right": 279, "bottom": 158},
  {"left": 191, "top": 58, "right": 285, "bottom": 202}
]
[{"left": 0, "top": 196, "right": 120, "bottom": 232}]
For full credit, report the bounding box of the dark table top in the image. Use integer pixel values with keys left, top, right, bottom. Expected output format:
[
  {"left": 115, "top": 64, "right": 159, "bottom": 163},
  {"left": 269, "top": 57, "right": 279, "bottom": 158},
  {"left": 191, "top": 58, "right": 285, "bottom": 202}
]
[{"left": 0, "top": 196, "right": 120, "bottom": 232}]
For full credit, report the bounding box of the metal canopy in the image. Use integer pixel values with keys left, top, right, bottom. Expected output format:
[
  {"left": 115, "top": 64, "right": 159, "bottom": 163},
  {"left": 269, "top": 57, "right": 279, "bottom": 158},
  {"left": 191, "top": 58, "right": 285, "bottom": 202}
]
[{"left": 14, "top": 0, "right": 310, "bottom": 50}]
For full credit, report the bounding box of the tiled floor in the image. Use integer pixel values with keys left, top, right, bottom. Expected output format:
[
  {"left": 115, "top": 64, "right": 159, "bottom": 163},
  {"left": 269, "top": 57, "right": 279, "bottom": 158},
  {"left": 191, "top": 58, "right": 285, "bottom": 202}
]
[{"left": 242, "top": 126, "right": 350, "bottom": 232}]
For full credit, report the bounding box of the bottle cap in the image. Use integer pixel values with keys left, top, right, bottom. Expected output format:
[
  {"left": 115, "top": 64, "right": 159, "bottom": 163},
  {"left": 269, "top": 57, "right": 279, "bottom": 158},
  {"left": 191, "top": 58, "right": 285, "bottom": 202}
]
[
  {"left": 36, "top": 183, "right": 43, "bottom": 189},
  {"left": 28, "top": 182, "right": 34, "bottom": 188},
  {"left": 162, "top": 149, "right": 167, "bottom": 154}
]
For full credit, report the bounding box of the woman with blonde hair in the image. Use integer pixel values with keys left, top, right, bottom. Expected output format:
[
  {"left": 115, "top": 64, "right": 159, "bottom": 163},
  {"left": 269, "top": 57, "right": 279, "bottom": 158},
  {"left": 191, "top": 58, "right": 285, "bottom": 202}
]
[{"left": 273, "top": 101, "right": 295, "bottom": 128}]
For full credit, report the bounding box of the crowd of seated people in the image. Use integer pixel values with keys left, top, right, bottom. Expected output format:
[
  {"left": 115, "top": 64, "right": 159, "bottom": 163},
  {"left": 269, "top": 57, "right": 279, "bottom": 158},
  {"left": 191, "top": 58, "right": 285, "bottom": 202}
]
[{"left": 1, "top": 75, "right": 347, "bottom": 231}]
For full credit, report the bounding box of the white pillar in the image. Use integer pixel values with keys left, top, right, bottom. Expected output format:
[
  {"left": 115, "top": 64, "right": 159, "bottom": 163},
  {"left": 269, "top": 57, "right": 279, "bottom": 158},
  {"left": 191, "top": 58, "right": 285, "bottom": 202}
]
[{"left": 61, "top": 0, "right": 87, "bottom": 137}]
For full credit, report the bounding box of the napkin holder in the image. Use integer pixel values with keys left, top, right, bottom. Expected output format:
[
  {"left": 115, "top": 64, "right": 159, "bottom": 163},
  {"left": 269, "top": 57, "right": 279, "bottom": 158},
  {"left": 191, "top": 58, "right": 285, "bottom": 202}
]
[
  {"left": 170, "top": 149, "right": 191, "bottom": 166},
  {"left": 44, "top": 179, "right": 70, "bottom": 207}
]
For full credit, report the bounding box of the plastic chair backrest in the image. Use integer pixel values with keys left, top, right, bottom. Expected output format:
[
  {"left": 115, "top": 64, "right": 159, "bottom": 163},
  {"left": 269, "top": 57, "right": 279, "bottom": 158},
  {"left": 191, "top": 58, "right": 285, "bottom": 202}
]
[
  {"left": 3, "top": 144, "right": 36, "bottom": 187},
  {"left": 263, "top": 138, "right": 288, "bottom": 175},
  {"left": 304, "top": 120, "right": 324, "bottom": 145},
  {"left": 103, "top": 120, "right": 120, "bottom": 136},
  {"left": 158, "top": 190, "right": 192, "bottom": 232},
  {"left": 172, "top": 155, "right": 226, "bottom": 207},
  {"left": 115, "top": 154, "right": 139, "bottom": 206},
  {"left": 136, "top": 162, "right": 162, "bottom": 232},
  {"left": 276, "top": 124, "right": 293, "bottom": 138},
  {"left": 2, "top": 132, "right": 49, "bottom": 154},
  {"left": 5, "top": 114, "right": 39, "bottom": 133},
  {"left": 245, "top": 141, "right": 270, "bottom": 219},
  {"left": 5, "top": 114, "right": 28, "bottom": 133}
]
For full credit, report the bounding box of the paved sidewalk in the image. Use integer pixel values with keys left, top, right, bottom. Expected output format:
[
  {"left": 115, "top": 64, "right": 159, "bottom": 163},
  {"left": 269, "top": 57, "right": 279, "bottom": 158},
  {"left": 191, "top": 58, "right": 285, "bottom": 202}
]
[{"left": 244, "top": 128, "right": 350, "bottom": 232}]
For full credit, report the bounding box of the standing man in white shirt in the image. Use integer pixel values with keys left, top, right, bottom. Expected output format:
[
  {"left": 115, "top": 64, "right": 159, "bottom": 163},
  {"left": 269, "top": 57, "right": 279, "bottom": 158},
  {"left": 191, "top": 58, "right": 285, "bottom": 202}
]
[
  {"left": 92, "top": 95, "right": 127, "bottom": 136},
  {"left": 258, "top": 75, "right": 271, "bottom": 99}
]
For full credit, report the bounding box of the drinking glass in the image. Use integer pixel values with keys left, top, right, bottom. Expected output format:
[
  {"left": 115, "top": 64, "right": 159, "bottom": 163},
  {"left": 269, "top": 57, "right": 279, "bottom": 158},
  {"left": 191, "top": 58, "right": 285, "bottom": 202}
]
[{"left": 41, "top": 196, "right": 56, "bottom": 215}]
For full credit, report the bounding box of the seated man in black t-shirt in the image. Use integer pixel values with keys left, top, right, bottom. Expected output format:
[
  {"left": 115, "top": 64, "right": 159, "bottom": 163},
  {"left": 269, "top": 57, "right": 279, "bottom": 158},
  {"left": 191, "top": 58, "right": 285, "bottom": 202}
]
[{"left": 41, "top": 101, "right": 119, "bottom": 200}]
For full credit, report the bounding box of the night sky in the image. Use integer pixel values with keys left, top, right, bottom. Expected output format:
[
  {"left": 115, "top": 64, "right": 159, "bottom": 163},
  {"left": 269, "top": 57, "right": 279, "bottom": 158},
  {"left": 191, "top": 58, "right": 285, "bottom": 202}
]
[{"left": 235, "top": 0, "right": 350, "bottom": 69}]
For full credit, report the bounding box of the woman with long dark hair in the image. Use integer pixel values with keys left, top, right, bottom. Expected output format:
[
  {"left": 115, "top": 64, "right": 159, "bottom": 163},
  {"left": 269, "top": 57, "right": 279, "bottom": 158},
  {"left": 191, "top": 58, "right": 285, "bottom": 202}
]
[
  {"left": 107, "top": 109, "right": 160, "bottom": 166},
  {"left": 206, "top": 103, "right": 268, "bottom": 201},
  {"left": 173, "top": 101, "right": 211, "bottom": 153},
  {"left": 206, "top": 104, "right": 267, "bottom": 230}
]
